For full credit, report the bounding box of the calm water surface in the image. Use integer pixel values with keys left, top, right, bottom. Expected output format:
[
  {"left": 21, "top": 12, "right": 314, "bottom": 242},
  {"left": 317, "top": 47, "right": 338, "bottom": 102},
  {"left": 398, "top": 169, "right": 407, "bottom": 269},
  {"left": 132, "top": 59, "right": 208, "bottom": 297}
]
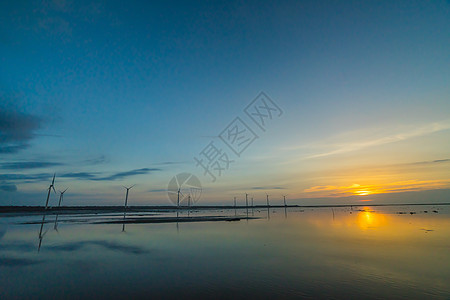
[{"left": 0, "top": 205, "right": 449, "bottom": 299}]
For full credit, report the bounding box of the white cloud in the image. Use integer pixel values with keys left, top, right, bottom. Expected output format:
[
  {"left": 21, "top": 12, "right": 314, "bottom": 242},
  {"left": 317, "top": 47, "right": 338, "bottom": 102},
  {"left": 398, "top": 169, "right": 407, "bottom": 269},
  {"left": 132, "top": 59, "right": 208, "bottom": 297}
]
[{"left": 304, "top": 120, "right": 450, "bottom": 159}]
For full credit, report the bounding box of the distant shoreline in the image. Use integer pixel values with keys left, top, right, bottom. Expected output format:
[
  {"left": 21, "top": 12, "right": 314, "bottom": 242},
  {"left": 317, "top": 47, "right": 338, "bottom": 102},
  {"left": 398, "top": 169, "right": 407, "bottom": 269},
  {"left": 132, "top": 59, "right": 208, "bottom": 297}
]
[{"left": 0, "top": 202, "right": 449, "bottom": 214}]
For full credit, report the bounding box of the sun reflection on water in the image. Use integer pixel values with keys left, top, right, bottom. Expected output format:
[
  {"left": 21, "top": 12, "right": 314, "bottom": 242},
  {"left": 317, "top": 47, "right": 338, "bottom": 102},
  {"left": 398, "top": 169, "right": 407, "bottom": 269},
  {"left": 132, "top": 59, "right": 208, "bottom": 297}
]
[{"left": 356, "top": 207, "right": 388, "bottom": 230}]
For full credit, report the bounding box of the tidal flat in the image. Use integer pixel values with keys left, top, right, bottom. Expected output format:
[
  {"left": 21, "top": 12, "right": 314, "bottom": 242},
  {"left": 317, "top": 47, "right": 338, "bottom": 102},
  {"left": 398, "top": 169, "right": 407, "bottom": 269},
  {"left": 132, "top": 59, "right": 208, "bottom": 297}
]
[{"left": 0, "top": 205, "right": 449, "bottom": 299}]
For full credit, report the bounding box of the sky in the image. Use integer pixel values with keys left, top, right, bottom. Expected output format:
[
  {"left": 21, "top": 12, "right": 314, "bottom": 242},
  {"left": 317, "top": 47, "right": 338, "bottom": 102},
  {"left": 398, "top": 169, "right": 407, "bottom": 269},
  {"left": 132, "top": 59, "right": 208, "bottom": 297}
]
[{"left": 1, "top": 0, "right": 449, "bottom": 206}]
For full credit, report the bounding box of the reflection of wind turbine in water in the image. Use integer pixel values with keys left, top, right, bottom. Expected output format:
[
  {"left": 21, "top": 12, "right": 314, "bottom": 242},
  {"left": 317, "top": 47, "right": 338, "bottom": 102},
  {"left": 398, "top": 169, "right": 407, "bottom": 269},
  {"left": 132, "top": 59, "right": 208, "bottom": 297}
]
[
  {"left": 122, "top": 185, "right": 135, "bottom": 232},
  {"left": 283, "top": 195, "right": 288, "bottom": 218},
  {"left": 54, "top": 188, "right": 68, "bottom": 231},
  {"left": 45, "top": 174, "right": 56, "bottom": 209},
  {"left": 245, "top": 193, "right": 249, "bottom": 218},
  {"left": 187, "top": 194, "right": 191, "bottom": 217},
  {"left": 38, "top": 213, "right": 48, "bottom": 252}
]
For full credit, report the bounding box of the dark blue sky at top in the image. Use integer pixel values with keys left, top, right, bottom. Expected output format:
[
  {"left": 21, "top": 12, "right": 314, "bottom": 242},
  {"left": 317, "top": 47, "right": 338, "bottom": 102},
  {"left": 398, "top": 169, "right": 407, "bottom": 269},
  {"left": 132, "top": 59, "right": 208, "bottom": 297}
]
[{"left": 1, "top": 0, "right": 449, "bottom": 205}]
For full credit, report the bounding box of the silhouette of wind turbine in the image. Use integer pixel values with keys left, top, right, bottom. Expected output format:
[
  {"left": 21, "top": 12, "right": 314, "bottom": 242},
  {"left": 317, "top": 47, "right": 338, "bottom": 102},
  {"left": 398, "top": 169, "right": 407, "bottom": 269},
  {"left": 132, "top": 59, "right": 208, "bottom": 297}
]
[
  {"left": 58, "top": 188, "right": 68, "bottom": 207},
  {"left": 177, "top": 188, "right": 183, "bottom": 208},
  {"left": 283, "top": 195, "right": 287, "bottom": 207},
  {"left": 122, "top": 185, "right": 134, "bottom": 232},
  {"left": 44, "top": 174, "right": 56, "bottom": 209},
  {"left": 123, "top": 185, "right": 135, "bottom": 209},
  {"left": 266, "top": 194, "right": 270, "bottom": 207}
]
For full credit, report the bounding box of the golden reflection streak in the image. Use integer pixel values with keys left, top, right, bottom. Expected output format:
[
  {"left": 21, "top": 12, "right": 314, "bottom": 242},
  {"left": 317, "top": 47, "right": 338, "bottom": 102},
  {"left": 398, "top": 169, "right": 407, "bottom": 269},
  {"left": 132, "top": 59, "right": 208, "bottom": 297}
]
[{"left": 356, "top": 207, "right": 388, "bottom": 230}]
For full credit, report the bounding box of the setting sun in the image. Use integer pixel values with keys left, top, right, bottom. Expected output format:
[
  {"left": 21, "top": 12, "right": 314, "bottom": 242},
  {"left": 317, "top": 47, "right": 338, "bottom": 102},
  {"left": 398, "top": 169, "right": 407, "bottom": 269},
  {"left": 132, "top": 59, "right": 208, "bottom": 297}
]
[{"left": 354, "top": 190, "right": 372, "bottom": 196}]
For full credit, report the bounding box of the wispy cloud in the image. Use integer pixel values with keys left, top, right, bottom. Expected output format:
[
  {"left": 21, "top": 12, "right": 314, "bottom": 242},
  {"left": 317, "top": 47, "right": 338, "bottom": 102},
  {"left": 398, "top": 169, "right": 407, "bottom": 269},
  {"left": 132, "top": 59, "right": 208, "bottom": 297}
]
[
  {"left": 410, "top": 158, "right": 450, "bottom": 165},
  {"left": 1, "top": 167, "right": 162, "bottom": 184},
  {"left": 0, "top": 161, "right": 63, "bottom": 170},
  {"left": 81, "top": 155, "right": 108, "bottom": 166},
  {"left": 0, "top": 173, "right": 50, "bottom": 182},
  {"left": 251, "top": 186, "right": 285, "bottom": 190},
  {"left": 301, "top": 120, "right": 450, "bottom": 159},
  {"left": 60, "top": 172, "right": 99, "bottom": 180},
  {"left": 97, "top": 168, "right": 161, "bottom": 181}
]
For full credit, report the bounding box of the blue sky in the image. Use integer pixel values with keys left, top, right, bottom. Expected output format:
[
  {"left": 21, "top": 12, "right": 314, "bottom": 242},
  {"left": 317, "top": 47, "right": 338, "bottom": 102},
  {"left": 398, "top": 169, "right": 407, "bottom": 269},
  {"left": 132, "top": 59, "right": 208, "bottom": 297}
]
[{"left": 1, "top": 0, "right": 449, "bottom": 206}]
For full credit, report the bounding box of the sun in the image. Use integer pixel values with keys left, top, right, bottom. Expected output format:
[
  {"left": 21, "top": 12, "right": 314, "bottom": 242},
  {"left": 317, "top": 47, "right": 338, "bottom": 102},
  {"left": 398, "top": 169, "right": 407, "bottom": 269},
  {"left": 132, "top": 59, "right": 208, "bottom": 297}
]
[{"left": 354, "top": 190, "right": 372, "bottom": 196}]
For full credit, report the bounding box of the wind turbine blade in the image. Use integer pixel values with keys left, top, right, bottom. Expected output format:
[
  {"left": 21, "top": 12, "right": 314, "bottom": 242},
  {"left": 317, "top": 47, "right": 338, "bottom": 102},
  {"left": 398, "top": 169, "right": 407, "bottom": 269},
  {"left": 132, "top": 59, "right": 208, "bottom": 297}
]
[
  {"left": 63, "top": 188, "right": 68, "bottom": 193},
  {"left": 130, "top": 184, "right": 135, "bottom": 189},
  {"left": 52, "top": 186, "right": 56, "bottom": 194},
  {"left": 51, "top": 173, "right": 56, "bottom": 185}
]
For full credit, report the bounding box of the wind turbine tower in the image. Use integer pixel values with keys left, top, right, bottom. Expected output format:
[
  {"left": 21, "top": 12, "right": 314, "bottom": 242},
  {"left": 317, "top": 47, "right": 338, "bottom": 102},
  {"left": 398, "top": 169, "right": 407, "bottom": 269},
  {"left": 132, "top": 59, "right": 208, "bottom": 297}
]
[
  {"left": 58, "top": 188, "right": 68, "bottom": 207},
  {"left": 123, "top": 185, "right": 135, "bottom": 209},
  {"left": 45, "top": 174, "right": 56, "bottom": 209}
]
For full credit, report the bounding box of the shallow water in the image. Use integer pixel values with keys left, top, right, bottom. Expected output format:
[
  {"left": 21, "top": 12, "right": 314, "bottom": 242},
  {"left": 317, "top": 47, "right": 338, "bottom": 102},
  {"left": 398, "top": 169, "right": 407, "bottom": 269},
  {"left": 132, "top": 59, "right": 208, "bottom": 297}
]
[{"left": 1, "top": 205, "right": 449, "bottom": 299}]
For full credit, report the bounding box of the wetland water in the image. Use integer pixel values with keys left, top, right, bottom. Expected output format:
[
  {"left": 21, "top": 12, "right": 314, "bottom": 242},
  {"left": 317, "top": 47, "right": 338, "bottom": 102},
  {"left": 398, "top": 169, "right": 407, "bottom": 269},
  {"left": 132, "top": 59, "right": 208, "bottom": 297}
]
[{"left": 0, "top": 205, "right": 449, "bottom": 299}]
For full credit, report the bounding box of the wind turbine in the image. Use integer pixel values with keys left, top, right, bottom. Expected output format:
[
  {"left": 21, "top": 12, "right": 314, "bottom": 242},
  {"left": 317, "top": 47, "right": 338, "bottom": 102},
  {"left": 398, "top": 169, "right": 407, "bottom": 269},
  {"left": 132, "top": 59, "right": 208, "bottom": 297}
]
[
  {"left": 245, "top": 193, "right": 248, "bottom": 207},
  {"left": 234, "top": 197, "right": 236, "bottom": 208},
  {"left": 177, "top": 188, "right": 184, "bottom": 208},
  {"left": 44, "top": 174, "right": 56, "bottom": 209},
  {"left": 123, "top": 185, "right": 135, "bottom": 209},
  {"left": 283, "top": 195, "right": 287, "bottom": 207},
  {"left": 58, "top": 188, "right": 68, "bottom": 207},
  {"left": 266, "top": 194, "right": 270, "bottom": 207},
  {"left": 121, "top": 185, "right": 134, "bottom": 232}
]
